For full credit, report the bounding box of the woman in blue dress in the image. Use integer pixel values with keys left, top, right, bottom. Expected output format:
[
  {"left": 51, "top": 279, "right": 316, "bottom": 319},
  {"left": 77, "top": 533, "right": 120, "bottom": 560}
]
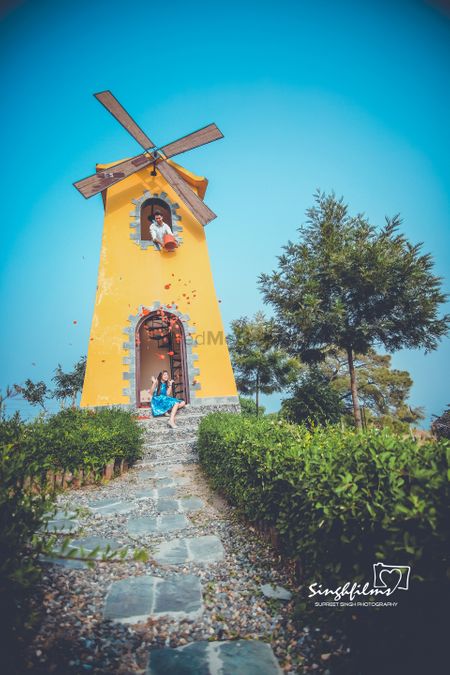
[{"left": 149, "top": 370, "right": 186, "bottom": 428}]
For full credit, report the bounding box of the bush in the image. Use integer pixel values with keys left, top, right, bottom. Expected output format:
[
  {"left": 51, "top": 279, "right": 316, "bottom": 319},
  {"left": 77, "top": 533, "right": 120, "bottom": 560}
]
[
  {"left": 6, "top": 407, "right": 144, "bottom": 480},
  {"left": 0, "top": 430, "right": 54, "bottom": 666},
  {"left": 280, "top": 368, "right": 345, "bottom": 427},
  {"left": 198, "top": 413, "right": 449, "bottom": 586},
  {"left": 239, "top": 396, "right": 266, "bottom": 417},
  {"left": 0, "top": 407, "right": 144, "bottom": 667}
]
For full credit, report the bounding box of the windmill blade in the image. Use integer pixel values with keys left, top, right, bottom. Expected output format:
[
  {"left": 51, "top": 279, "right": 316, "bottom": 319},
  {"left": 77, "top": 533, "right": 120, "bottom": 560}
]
[
  {"left": 73, "top": 153, "right": 153, "bottom": 199},
  {"left": 157, "top": 161, "right": 217, "bottom": 225},
  {"left": 160, "top": 123, "right": 223, "bottom": 159},
  {"left": 94, "top": 90, "right": 155, "bottom": 151}
]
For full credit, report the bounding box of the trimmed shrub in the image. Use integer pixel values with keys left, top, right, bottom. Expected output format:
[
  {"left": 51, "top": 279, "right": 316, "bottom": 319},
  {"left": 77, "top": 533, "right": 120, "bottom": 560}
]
[
  {"left": 11, "top": 407, "right": 144, "bottom": 480},
  {"left": 198, "top": 413, "right": 449, "bottom": 586},
  {"left": 0, "top": 434, "right": 53, "bottom": 664},
  {"left": 0, "top": 407, "right": 144, "bottom": 665}
]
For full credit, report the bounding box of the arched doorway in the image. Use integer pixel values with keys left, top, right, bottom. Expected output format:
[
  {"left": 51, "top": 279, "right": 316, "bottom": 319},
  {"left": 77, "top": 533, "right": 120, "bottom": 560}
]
[
  {"left": 140, "top": 198, "right": 173, "bottom": 242},
  {"left": 136, "top": 309, "right": 190, "bottom": 407}
]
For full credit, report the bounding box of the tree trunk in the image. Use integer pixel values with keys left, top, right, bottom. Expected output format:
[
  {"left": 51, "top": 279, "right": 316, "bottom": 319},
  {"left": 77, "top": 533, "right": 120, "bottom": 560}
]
[
  {"left": 256, "top": 371, "right": 260, "bottom": 417},
  {"left": 347, "top": 346, "right": 362, "bottom": 430}
]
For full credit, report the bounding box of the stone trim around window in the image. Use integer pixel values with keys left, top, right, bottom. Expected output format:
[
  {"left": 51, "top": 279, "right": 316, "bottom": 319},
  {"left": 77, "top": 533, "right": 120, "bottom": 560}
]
[{"left": 129, "top": 190, "right": 183, "bottom": 250}]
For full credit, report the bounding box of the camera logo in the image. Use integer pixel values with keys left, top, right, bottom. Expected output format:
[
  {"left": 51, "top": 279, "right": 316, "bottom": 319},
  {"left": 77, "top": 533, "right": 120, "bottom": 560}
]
[{"left": 373, "top": 563, "right": 411, "bottom": 592}]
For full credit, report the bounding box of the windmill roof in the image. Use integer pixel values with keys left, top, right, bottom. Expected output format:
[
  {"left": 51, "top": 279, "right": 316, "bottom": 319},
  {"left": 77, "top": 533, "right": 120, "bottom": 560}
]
[{"left": 95, "top": 158, "right": 209, "bottom": 200}]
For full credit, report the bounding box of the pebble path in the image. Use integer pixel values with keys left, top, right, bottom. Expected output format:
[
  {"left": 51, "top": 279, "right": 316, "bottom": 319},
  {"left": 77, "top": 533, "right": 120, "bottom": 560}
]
[{"left": 25, "top": 409, "right": 348, "bottom": 674}]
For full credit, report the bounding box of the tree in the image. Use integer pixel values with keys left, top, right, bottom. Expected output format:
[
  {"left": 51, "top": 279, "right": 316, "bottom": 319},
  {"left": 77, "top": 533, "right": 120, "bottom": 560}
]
[
  {"left": 431, "top": 405, "right": 450, "bottom": 440},
  {"left": 319, "top": 348, "right": 424, "bottom": 431},
  {"left": 52, "top": 356, "right": 87, "bottom": 408},
  {"left": 13, "top": 379, "right": 50, "bottom": 412},
  {"left": 259, "top": 191, "right": 449, "bottom": 429},
  {"left": 281, "top": 367, "right": 345, "bottom": 427},
  {"left": 228, "top": 312, "right": 301, "bottom": 416},
  {"left": 239, "top": 396, "right": 266, "bottom": 417},
  {"left": 0, "top": 386, "right": 18, "bottom": 419}
]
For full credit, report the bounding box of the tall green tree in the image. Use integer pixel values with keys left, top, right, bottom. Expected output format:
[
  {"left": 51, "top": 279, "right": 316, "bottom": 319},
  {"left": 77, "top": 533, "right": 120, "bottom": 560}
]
[
  {"left": 52, "top": 356, "right": 87, "bottom": 408},
  {"left": 281, "top": 367, "right": 345, "bottom": 427},
  {"left": 14, "top": 379, "right": 50, "bottom": 412},
  {"left": 319, "top": 348, "right": 423, "bottom": 431},
  {"left": 228, "top": 312, "right": 300, "bottom": 415},
  {"left": 259, "top": 191, "right": 449, "bottom": 429}
]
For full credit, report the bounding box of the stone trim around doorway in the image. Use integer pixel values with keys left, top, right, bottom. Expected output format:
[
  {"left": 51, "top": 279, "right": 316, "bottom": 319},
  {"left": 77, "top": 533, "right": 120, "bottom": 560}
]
[{"left": 121, "top": 302, "right": 200, "bottom": 407}]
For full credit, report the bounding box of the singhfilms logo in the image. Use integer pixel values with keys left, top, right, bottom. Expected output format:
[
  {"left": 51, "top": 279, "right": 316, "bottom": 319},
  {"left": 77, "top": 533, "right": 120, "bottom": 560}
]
[
  {"left": 373, "top": 563, "right": 411, "bottom": 592},
  {"left": 308, "top": 562, "right": 412, "bottom": 607}
]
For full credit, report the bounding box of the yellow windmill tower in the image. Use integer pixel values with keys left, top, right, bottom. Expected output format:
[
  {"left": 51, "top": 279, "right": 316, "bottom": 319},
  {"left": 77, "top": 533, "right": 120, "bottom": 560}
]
[{"left": 74, "top": 91, "right": 238, "bottom": 413}]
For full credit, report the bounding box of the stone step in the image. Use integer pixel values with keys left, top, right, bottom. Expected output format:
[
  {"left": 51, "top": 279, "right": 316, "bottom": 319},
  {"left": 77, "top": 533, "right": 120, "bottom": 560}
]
[
  {"left": 143, "top": 428, "right": 199, "bottom": 439},
  {"left": 104, "top": 574, "right": 203, "bottom": 624},
  {"left": 137, "top": 411, "right": 207, "bottom": 424},
  {"left": 146, "top": 639, "right": 282, "bottom": 675},
  {"left": 144, "top": 426, "right": 197, "bottom": 443},
  {"left": 143, "top": 438, "right": 196, "bottom": 447}
]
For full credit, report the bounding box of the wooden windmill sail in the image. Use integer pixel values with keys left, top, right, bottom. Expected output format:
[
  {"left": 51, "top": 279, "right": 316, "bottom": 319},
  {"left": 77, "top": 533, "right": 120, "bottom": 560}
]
[
  {"left": 74, "top": 92, "right": 238, "bottom": 411},
  {"left": 74, "top": 91, "right": 222, "bottom": 225}
]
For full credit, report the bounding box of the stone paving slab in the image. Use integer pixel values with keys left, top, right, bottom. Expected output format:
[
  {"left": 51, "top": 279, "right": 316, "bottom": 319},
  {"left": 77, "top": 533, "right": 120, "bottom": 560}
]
[
  {"left": 70, "top": 536, "right": 122, "bottom": 558},
  {"left": 153, "top": 535, "right": 225, "bottom": 565},
  {"left": 155, "top": 476, "right": 188, "bottom": 487},
  {"left": 134, "top": 487, "right": 176, "bottom": 500},
  {"left": 127, "top": 513, "right": 191, "bottom": 536},
  {"left": 260, "top": 584, "right": 292, "bottom": 601},
  {"left": 40, "top": 555, "right": 87, "bottom": 569},
  {"left": 45, "top": 518, "right": 81, "bottom": 533},
  {"left": 155, "top": 497, "right": 204, "bottom": 514},
  {"left": 88, "top": 500, "right": 137, "bottom": 516},
  {"left": 136, "top": 470, "right": 155, "bottom": 480},
  {"left": 104, "top": 575, "right": 203, "bottom": 624},
  {"left": 146, "top": 639, "right": 282, "bottom": 674}
]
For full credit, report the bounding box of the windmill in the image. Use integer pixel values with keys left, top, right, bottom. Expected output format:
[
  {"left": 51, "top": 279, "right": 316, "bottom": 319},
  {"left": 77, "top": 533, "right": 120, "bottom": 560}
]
[
  {"left": 75, "top": 91, "right": 238, "bottom": 412},
  {"left": 73, "top": 90, "right": 223, "bottom": 226}
]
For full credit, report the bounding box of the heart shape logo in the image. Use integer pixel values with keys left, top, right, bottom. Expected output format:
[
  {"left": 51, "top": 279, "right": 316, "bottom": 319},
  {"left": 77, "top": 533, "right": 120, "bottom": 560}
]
[{"left": 379, "top": 568, "right": 402, "bottom": 594}]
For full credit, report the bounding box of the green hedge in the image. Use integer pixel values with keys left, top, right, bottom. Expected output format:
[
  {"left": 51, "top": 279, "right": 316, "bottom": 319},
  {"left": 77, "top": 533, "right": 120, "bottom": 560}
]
[
  {"left": 0, "top": 407, "right": 144, "bottom": 480},
  {"left": 0, "top": 407, "right": 144, "bottom": 662},
  {"left": 198, "top": 413, "right": 449, "bottom": 586}
]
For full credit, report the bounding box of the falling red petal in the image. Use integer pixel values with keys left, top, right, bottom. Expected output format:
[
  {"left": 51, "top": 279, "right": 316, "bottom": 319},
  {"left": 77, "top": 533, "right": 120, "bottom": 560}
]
[{"left": 73, "top": 320, "right": 77, "bottom": 324}]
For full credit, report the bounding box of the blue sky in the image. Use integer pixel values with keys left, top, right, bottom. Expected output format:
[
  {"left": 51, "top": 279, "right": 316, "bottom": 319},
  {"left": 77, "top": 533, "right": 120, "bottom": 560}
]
[{"left": 1, "top": 0, "right": 449, "bottom": 422}]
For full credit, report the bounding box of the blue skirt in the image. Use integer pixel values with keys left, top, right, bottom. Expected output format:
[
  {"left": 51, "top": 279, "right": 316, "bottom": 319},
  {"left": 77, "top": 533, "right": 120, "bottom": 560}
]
[{"left": 151, "top": 393, "right": 183, "bottom": 417}]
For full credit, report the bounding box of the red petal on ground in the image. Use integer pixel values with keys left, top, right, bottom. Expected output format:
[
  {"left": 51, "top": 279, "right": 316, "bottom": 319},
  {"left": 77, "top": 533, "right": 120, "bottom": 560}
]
[{"left": 164, "top": 284, "right": 171, "bottom": 289}]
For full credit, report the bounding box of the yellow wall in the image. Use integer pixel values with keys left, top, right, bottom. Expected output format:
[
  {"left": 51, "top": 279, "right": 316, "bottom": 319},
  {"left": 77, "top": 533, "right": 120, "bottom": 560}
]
[{"left": 80, "top": 159, "right": 238, "bottom": 407}]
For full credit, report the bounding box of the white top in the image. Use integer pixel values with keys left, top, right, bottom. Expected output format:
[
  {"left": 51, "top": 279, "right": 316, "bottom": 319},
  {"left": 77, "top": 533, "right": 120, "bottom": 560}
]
[{"left": 150, "top": 220, "right": 172, "bottom": 245}]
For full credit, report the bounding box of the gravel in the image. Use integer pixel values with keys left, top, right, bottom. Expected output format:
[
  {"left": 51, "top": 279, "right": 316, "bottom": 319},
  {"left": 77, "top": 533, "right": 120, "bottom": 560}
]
[{"left": 23, "top": 420, "right": 348, "bottom": 673}]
